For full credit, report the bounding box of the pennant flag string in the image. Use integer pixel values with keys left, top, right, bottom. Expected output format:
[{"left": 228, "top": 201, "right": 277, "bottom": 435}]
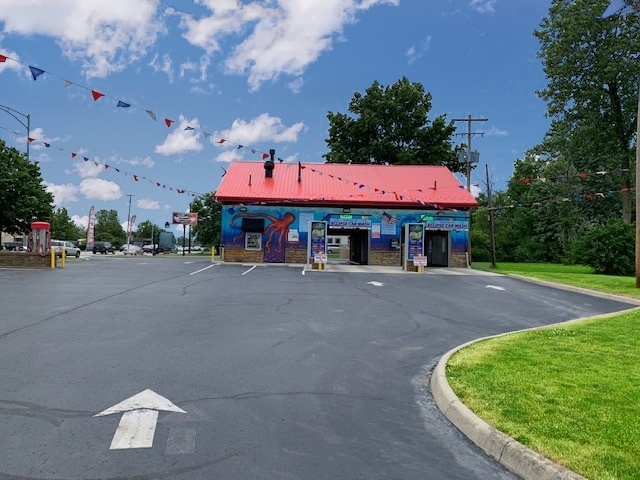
[
  {"left": 482, "top": 188, "right": 627, "bottom": 211},
  {"left": 520, "top": 168, "right": 630, "bottom": 184},
  {"left": 302, "top": 166, "right": 468, "bottom": 205},
  {"left": 0, "top": 127, "right": 206, "bottom": 199},
  {"left": 0, "top": 52, "right": 279, "bottom": 162}
]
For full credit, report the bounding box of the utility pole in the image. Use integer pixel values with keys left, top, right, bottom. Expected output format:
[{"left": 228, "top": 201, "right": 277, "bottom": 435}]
[
  {"left": 452, "top": 115, "right": 488, "bottom": 192},
  {"left": 453, "top": 115, "right": 488, "bottom": 266},
  {"left": 125, "top": 194, "right": 134, "bottom": 245},
  {"left": 486, "top": 164, "right": 497, "bottom": 268}
]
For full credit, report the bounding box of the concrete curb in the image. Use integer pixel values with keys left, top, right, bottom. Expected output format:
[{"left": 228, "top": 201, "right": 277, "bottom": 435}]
[{"left": 431, "top": 301, "right": 640, "bottom": 480}]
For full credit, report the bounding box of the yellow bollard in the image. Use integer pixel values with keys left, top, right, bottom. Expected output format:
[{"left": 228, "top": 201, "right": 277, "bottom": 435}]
[
  {"left": 318, "top": 263, "right": 324, "bottom": 271},
  {"left": 417, "top": 265, "right": 423, "bottom": 274},
  {"left": 61, "top": 247, "right": 66, "bottom": 268},
  {"left": 50, "top": 248, "right": 55, "bottom": 269}
]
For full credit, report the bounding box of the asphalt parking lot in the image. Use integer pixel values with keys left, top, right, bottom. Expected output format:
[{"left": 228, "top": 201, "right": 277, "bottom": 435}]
[{"left": 0, "top": 257, "right": 633, "bottom": 479}]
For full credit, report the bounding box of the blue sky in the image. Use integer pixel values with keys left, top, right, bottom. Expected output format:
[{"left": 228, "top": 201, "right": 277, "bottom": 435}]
[{"left": 0, "top": 0, "right": 552, "bottom": 236}]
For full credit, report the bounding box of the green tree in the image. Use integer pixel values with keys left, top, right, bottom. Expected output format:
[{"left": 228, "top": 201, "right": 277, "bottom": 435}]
[
  {"left": 189, "top": 193, "right": 221, "bottom": 249},
  {"left": 0, "top": 140, "right": 54, "bottom": 235},
  {"left": 49, "top": 207, "right": 84, "bottom": 241},
  {"left": 94, "top": 209, "right": 125, "bottom": 245},
  {"left": 324, "top": 77, "right": 459, "bottom": 170},
  {"left": 534, "top": 0, "right": 640, "bottom": 222}
]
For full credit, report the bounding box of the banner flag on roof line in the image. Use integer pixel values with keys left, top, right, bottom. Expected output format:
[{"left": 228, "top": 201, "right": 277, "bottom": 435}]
[
  {"left": 29, "top": 66, "right": 44, "bottom": 80},
  {"left": 165, "top": 119, "right": 174, "bottom": 127},
  {"left": 145, "top": 110, "right": 156, "bottom": 121},
  {"left": 218, "top": 139, "right": 225, "bottom": 144},
  {"left": 185, "top": 126, "right": 194, "bottom": 131},
  {"left": 117, "top": 101, "right": 130, "bottom": 108},
  {"left": 262, "top": 153, "right": 269, "bottom": 160},
  {"left": 91, "top": 90, "right": 104, "bottom": 101},
  {"left": 27, "top": 137, "right": 35, "bottom": 142},
  {"left": 64, "top": 80, "right": 73, "bottom": 88},
  {"left": 0, "top": 55, "right": 7, "bottom": 62}
]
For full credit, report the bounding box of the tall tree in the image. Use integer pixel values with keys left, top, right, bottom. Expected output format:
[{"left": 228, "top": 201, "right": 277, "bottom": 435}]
[
  {"left": 49, "top": 207, "right": 84, "bottom": 241},
  {"left": 0, "top": 140, "right": 54, "bottom": 235},
  {"left": 94, "top": 209, "right": 125, "bottom": 245},
  {"left": 324, "top": 77, "right": 459, "bottom": 170},
  {"left": 534, "top": 0, "right": 640, "bottom": 222},
  {"left": 189, "top": 193, "right": 221, "bottom": 249}
]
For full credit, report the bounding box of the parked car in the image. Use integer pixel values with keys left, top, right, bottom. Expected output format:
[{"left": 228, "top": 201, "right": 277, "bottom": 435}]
[
  {"left": 122, "top": 244, "right": 143, "bottom": 255},
  {"left": 51, "top": 240, "right": 81, "bottom": 258},
  {"left": 142, "top": 244, "right": 157, "bottom": 254},
  {"left": 92, "top": 241, "right": 116, "bottom": 254}
]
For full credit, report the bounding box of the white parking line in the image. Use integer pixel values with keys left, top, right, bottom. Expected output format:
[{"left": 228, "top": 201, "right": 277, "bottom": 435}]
[
  {"left": 242, "top": 265, "right": 257, "bottom": 275},
  {"left": 189, "top": 264, "right": 214, "bottom": 275}
]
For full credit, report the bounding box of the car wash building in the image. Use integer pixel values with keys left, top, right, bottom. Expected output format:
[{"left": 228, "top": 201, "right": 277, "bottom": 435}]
[{"left": 215, "top": 157, "right": 477, "bottom": 270}]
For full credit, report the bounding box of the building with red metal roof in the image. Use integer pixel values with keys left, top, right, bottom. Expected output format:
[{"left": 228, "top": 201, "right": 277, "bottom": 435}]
[{"left": 216, "top": 157, "right": 477, "bottom": 270}]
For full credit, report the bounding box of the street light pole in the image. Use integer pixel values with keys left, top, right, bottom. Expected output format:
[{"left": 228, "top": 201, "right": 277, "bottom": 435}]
[{"left": 0, "top": 104, "right": 30, "bottom": 162}]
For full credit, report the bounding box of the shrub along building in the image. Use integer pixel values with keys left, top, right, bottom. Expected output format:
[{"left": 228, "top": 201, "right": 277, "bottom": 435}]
[{"left": 215, "top": 154, "right": 477, "bottom": 270}]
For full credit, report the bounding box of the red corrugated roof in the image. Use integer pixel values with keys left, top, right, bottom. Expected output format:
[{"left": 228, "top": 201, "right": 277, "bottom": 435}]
[{"left": 215, "top": 161, "right": 478, "bottom": 208}]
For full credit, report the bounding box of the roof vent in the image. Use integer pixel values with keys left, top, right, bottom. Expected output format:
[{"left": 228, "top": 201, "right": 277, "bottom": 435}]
[{"left": 264, "top": 149, "right": 275, "bottom": 178}]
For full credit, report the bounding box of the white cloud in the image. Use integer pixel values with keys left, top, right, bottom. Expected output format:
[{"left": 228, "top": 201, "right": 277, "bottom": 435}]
[
  {"left": 0, "top": 47, "right": 23, "bottom": 76},
  {"left": 286, "top": 77, "right": 304, "bottom": 94},
  {"left": 213, "top": 149, "right": 244, "bottom": 163},
  {"left": 105, "top": 154, "right": 155, "bottom": 168},
  {"left": 179, "top": 0, "right": 400, "bottom": 90},
  {"left": 44, "top": 181, "right": 79, "bottom": 205},
  {"left": 74, "top": 159, "right": 104, "bottom": 179},
  {"left": 71, "top": 214, "right": 89, "bottom": 229},
  {"left": 148, "top": 52, "right": 174, "bottom": 83},
  {"left": 79, "top": 178, "right": 122, "bottom": 200},
  {"left": 137, "top": 198, "right": 161, "bottom": 210},
  {"left": 155, "top": 115, "right": 203, "bottom": 156},
  {"left": 406, "top": 35, "right": 431, "bottom": 65},
  {"left": 15, "top": 127, "right": 63, "bottom": 151},
  {"left": 470, "top": 184, "right": 482, "bottom": 197},
  {"left": 213, "top": 113, "right": 305, "bottom": 148},
  {"left": 485, "top": 125, "right": 508, "bottom": 137},
  {"left": 469, "top": 0, "right": 497, "bottom": 14},
  {"left": 0, "top": 0, "right": 165, "bottom": 78}
]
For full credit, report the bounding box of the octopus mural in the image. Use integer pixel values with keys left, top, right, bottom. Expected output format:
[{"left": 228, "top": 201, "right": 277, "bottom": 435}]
[{"left": 231, "top": 212, "right": 296, "bottom": 259}]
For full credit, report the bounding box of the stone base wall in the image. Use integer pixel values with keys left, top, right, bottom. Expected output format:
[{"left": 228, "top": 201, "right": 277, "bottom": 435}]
[
  {"left": 369, "top": 250, "right": 401, "bottom": 266},
  {"left": 451, "top": 253, "right": 467, "bottom": 268},
  {"left": 286, "top": 249, "right": 307, "bottom": 264},
  {"left": 220, "top": 248, "right": 262, "bottom": 263},
  {"left": 0, "top": 251, "right": 52, "bottom": 268}
]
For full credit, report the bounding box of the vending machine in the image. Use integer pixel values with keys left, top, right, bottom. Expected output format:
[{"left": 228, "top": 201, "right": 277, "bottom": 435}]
[{"left": 27, "top": 221, "right": 51, "bottom": 255}]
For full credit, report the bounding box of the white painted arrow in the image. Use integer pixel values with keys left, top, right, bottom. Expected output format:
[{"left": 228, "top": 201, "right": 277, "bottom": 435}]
[
  {"left": 486, "top": 285, "right": 505, "bottom": 291},
  {"left": 367, "top": 281, "right": 385, "bottom": 287},
  {"left": 95, "top": 389, "right": 186, "bottom": 450}
]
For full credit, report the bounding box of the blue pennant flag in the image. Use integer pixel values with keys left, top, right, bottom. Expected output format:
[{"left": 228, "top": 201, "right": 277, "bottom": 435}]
[
  {"left": 29, "top": 66, "right": 45, "bottom": 81},
  {"left": 117, "top": 101, "right": 131, "bottom": 108}
]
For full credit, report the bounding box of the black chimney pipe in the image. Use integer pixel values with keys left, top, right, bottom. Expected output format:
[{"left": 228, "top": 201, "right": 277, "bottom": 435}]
[{"left": 264, "top": 149, "right": 275, "bottom": 178}]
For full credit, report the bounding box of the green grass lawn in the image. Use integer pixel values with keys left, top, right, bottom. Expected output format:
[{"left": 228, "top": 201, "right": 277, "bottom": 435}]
[
  {"left": 473, "top": 262, "right": 640, "bottom": 298},
  {"left": 446, "top": 263, "right": 640, "bottom": 479}
]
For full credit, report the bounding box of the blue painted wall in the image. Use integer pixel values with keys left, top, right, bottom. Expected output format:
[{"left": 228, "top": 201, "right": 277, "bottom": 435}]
[{"left": 222, "top": 205, "right": 469, "bottom": 262}]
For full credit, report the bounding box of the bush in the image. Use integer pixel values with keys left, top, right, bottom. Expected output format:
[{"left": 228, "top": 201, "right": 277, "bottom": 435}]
[{"left": 574, "top": 219, "right": 635, "bottom": 276}]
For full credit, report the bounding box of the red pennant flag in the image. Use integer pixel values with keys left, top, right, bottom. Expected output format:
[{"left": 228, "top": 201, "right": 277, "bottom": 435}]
[
  {"left": 0, "top": 55, "right": 6, "bottom": 62},
  {"left": 156, "top": 182, "right": 161, "bottom": 187},
  {"left": 91, "top": 90, "right": 104, "bottom": 101},
  {"left": 165, "top": 119, "right": 174, "bottom": 127},
  {"left": 71, "top": 152, "right": 77, "bottom": 158},
  {"left": 105, "top": 165, "right": 110, "bottom": 170},
  {"left": 217, "top": 139, "right": 225, "bottom": 144},
  {"left": 28, "top": 137, "right": 36, "bottom": 143},
  {"left": 262, "top": 153, "right": 269, "bottom": 160}
]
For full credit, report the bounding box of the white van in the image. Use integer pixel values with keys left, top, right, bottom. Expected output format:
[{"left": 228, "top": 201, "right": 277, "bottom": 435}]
[{"left": 51, "top": 240, "right": 81, "bottom": 258}]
